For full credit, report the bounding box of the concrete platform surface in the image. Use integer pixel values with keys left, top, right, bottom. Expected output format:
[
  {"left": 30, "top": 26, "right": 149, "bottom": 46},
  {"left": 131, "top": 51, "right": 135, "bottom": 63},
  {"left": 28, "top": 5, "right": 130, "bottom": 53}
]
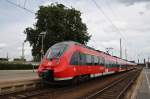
[
  {"left": 0, "top": 70, "right": 39, "bottom": 84},
  {"left": 136, "top": 68, "right": 150, "bottom": 99}
]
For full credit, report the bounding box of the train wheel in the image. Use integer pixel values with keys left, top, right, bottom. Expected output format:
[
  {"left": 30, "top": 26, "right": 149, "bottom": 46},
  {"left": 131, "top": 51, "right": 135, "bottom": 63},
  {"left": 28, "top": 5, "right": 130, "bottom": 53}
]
[
  {"left": 85, "top": 74, "right": 90, "bottom": 81},
  {"left": 72, "top": 74, "right": 90, "bottom": 85},
  {"left": 72, "top": 76, "right": 79, "bottom": 85}
]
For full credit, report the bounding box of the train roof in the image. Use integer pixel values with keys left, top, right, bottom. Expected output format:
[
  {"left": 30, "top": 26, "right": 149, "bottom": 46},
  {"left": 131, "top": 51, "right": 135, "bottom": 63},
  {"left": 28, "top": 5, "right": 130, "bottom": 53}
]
[
  {"left": 57, "top": 41, "right": 122, "bottom": 58},
  {"left": 55, "top": 41, "right": 136, "bottom": 64},
  {"left": 54, "top": 41, "right": 80, "bottom": 45}
]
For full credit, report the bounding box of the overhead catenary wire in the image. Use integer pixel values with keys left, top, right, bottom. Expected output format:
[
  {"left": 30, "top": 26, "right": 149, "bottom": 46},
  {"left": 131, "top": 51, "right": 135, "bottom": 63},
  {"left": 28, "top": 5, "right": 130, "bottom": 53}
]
[
  {"left": 91, "top": 0, "right": 130, "bottom": 59},
  {"left": 91, "top": 0, "right": 127, "bottom": 42},
  {"left": 105, "top": 0, "right": 129, "bottom": 58},
  {"left": 5, "top": 0, "right": 35, "bottom": 14},
  {"left": 105, "top": 0, "right": 129, "bottom": 44}
]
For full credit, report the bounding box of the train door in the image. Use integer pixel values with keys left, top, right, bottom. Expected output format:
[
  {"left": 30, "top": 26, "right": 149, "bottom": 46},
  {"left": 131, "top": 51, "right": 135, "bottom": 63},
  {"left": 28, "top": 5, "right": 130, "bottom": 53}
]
[
  {"left": 116, "top": 59, "right": 119, "bottom": 72},
  {"left": 75, "top": 51, "right": 82, "bottom": 75},
  {"left": 78, "top": 52, "right": 87, "bottom": 74},
  {"left": 71, "top": 50, "right": 89, "bottom": 75},
  {"left": 86, "top": 54, "right": 93, "bottom": 73},
  {"left": 100, "top": 57, "right": 105, "bottom": 73},
  {"left": 104, "top": 58, "right": 109, "bottom": 73},
  {"left": 70, "top": 51, "right": 80, "bottom": 75}
]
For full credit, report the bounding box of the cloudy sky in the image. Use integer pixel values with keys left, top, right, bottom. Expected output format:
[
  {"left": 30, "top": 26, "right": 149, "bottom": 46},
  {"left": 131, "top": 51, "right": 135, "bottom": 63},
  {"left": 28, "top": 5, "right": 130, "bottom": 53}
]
[{"left": 0, "top": 0, "right": 150, "bottom": 62}]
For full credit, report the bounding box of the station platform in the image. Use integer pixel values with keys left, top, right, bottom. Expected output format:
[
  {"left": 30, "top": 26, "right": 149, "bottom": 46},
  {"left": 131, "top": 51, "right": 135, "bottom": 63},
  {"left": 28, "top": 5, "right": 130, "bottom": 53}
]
[
  {"left": 136, "top": 68, "right": 150, "bottom": 99},
  {"left": 0, "top": 70, "right": 40, "bottom": 95},
  {"left": 0, "top": 70, "right": 39, "bottom": 84}
]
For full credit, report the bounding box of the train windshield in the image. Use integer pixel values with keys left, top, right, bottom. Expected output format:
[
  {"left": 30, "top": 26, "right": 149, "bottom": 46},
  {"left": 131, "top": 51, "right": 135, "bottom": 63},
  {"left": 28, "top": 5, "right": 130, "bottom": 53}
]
[{"left": 46, "top": 44, "right": 68, "bottom": 59}]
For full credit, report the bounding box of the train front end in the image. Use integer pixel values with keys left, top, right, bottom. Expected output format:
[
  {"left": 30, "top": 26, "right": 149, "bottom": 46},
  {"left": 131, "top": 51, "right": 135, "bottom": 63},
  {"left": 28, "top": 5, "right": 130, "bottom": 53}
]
[{"left": 37, "top": 42, "right": 71, "bottom": 84}]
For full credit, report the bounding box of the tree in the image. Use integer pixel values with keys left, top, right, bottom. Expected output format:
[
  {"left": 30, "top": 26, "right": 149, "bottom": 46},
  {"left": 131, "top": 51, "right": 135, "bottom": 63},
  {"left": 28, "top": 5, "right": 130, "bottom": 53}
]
[{"left": 24, "top": 3, "right": 91, "bottom": 61}]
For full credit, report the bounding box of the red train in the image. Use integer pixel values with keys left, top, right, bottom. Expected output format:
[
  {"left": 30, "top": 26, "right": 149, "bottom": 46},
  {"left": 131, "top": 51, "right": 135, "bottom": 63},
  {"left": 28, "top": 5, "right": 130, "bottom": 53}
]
[{"left": 38, "top": 41, "right": 136, "bottom": 84}]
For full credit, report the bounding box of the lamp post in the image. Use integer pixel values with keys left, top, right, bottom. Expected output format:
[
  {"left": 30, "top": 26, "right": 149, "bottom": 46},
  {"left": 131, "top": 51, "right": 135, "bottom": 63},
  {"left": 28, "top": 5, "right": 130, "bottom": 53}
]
[
  {"left": 39, "top": 32, "right": 46, "bottom": 61},
  {"left": 0, "top": 48, "right": 2, "bottom": 59},
  {"left": 22, "top": 40, "right": 27, "bottom": 62},
  {"left": 120, "top": 38, "right": 122, "bottom": 58},
  {"left": 22, "top": 41, "right": 25, "bottom": 61}
]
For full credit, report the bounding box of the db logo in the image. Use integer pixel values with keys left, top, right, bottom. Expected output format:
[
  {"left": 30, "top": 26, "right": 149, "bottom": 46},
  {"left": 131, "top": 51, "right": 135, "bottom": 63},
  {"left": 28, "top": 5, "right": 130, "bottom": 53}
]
[{"left": 48, "top": 62, "right": 52, "bottom": 65}]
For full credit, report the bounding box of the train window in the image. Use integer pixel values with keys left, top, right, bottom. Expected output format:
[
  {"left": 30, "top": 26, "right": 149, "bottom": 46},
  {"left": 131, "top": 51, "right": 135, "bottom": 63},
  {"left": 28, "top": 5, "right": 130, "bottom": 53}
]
[
  {"left": 123, "top": 64, "right": 127, "bottom": 68},
  {"left": 98, "top": 58, "right": 101, "bottom": 65},
  {"left": 47, "top": 44, "right": 68, "bottom": 59},
  {"left": 96, "top": 56, "right": 99, "bottom": 65},
  {"left": 70, "top": 52, "right": 79, "bottom": 65},
  {"left": 79, "top": 53, "right": 86, "bottom": 65},
  {"left": 108, "top": 61, "right": 112, "bottom": 68},
  {"left": 120, "top": 64, "right": 122, "bottom": 68},
  {"left": 121, "top": 64, "right": 123, "bottom": 68},
  {"left": 111, "top": 62, "right": 113, "bottom": 67},
  {"left": 116, "top": 62, "right": 119, "bottom": 67},
  {"left": 93, "top": 56, "right": 99, "bottom": 65},
  {"left": 109, "top": 62, "right": 111, "bottom": 68},
  {"left": 108, "top": 61, "right": 111, "bottom": 68},
  {"left": 104, "top": 60, "right": 108, "bottom": 67},
  {"left": 86, "top": 54, "right": 92, "bottom": 65},
  {"left": 113, "top": 62, "right": 116, "bottom": 67},
  {"left": 114, "top": 62, "right": 117, "bottom": 68},
  {"left": 91, "top": 55, "right": 94, "bottom": 65},
  {"left": 112, "top": 62, "right": 114, "bottom": 67},
  {"left": 99, "top": 57, "right": 104, "bottom": 66}
]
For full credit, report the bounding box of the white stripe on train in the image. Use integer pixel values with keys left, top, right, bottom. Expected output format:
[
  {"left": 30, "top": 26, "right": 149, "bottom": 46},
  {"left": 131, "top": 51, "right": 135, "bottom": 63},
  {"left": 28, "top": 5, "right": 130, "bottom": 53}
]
[
  {"left": 54, "top": 69, "right": 132, "bottom": 81},
  {"left": 54, "top": 77, "right": 73, "bottom": 81}
]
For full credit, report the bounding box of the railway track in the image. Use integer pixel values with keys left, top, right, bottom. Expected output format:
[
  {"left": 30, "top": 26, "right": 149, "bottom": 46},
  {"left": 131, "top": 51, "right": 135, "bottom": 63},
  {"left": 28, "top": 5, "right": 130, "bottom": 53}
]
[
  {"left": 0, "top": 88, "right": 54, "bottom": 99},
  {"left": 85, "top": 69, "right": 141, "bottom": 99},
  {"left": 0, "top": 83, "right": 76, "bottom": 99},
  {"left": 0, "top": 69, "right": 142, "bottom": 99}
]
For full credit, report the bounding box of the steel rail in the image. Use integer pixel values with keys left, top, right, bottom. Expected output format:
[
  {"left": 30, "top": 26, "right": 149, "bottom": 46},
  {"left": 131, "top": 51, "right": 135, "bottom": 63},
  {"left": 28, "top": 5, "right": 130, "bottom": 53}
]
[
  {"left": 116, "top": 70, "right": 141, "bottom": 99},
  {"left": 0, "top": 87, "right": 55, "bottom": 99},
  {"left": 86, "top": 69, "right": 141, "bottom": 99}
]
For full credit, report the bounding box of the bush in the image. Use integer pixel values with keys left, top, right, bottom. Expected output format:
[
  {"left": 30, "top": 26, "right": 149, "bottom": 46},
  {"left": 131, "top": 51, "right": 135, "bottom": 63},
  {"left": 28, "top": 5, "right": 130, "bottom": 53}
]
[{"left": 0, "top": 63, "right": 39, "bottom": 70}]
